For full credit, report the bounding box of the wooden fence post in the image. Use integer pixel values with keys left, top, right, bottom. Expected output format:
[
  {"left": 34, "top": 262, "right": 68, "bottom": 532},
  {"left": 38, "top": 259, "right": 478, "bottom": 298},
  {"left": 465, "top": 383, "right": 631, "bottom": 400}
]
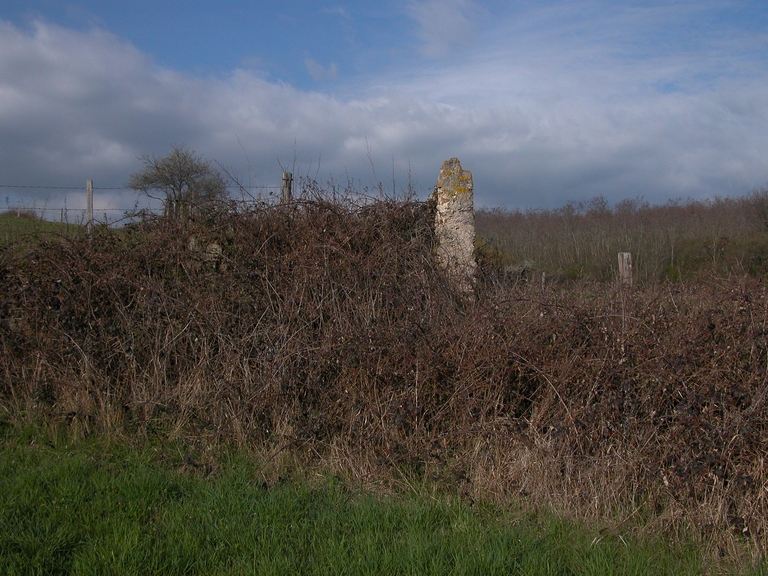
[
  {"left": 281, "top": 172, "right": 293, "bottom": 203},
  {"left": 618, "top": 252, "right": 633, "bottom": 287},
  {"left": 86, "top": 179, "right": 93, "bottom": 232}
]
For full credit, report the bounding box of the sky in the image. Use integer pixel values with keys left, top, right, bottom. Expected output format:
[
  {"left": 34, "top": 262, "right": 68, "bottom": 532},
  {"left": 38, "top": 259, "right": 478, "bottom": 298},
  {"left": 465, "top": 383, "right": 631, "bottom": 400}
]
[{"left": 1, "top": 0, "right": 767, "bottom": 214}]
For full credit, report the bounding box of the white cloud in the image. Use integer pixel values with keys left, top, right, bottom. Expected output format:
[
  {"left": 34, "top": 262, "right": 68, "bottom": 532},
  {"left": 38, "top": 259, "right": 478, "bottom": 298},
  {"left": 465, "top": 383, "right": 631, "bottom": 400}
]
[
  {"left": 0, "top": 7, "right": 767, "bottom": 214},
  {"left": 304, "top": 58, "right": 339, "bottom": 81},
  {"left": 406, "top": 0, "right": 486, "bottom": 58}
]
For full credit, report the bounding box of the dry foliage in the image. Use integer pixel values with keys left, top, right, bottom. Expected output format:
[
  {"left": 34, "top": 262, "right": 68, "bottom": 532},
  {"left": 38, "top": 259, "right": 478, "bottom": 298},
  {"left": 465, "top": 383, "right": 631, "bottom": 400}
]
[
  {"left": 1, "top": 190, "right": 766, "bottom": 565},
  {"left": 477, "top": 189, "right": 768, "bottom": 283}
]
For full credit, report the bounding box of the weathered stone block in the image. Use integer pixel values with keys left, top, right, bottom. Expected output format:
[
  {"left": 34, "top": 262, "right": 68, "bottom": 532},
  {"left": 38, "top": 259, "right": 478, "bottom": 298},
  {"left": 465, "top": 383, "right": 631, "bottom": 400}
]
[{"left": 431, "top": 158, "right": 476, "bottom": 292}]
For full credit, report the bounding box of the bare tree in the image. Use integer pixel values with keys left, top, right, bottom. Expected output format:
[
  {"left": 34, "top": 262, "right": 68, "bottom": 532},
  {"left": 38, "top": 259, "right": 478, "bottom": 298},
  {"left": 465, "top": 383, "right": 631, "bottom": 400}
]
[
  {"left": 128, "top": 145, "right": 228, "bottom": 221},
  {"left": 749, "top": 185, "right": 768, "bottom": 233}
]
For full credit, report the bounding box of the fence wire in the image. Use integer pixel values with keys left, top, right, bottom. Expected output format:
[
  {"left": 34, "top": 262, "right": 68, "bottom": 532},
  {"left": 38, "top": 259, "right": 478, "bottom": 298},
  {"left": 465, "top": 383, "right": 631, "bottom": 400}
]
[{"left": 2, "top": 183, "right": 285, "bottom": 227}]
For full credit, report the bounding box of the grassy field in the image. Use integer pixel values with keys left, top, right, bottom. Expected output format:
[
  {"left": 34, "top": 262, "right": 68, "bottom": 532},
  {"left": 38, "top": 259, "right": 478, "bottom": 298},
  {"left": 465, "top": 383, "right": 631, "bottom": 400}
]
[
  {"left": 0, "top": 211, "right": 81, "bottom": 245},
  {"left": 0, "top": 425, "right": 711, "bottom": 576}
]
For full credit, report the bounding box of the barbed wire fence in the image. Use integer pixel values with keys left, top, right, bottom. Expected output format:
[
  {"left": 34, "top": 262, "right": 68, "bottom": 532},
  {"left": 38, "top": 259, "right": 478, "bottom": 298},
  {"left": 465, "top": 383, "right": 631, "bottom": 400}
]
[{"left": 0, "top": 178, "right": 289, "bottom": 228}]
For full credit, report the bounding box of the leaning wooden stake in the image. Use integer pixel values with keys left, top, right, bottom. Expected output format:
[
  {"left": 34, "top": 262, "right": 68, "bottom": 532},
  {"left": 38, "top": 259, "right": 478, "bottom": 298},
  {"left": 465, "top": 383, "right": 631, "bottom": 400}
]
[
  {"left": 86, "top": 179, "right": 94, "bottom": 233},
  {"left": 618, "top": 252, "right": 633, "bottom": 287},
  {"left": 281, "top": 172, "right": 293, "bottom": 203}
]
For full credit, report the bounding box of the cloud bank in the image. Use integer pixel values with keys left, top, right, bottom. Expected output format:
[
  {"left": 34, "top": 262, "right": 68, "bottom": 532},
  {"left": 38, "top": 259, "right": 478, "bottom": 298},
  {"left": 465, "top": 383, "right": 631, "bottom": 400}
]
[{"left": 1, "top": 4, "right": 767, "bottom": 213}]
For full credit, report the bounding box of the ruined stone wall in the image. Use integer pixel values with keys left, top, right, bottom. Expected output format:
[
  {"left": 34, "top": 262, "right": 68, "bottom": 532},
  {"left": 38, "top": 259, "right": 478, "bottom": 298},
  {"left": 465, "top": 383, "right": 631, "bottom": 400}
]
[{"left": 431, "top": 158, "right": 476, "bottom": 292}]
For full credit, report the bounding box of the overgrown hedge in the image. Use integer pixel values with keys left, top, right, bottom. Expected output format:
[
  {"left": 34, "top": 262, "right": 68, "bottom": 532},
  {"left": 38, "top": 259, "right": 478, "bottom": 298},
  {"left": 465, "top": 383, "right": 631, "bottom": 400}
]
[{"left": 1, "top": 193, "right": 766, "bottom": 563}]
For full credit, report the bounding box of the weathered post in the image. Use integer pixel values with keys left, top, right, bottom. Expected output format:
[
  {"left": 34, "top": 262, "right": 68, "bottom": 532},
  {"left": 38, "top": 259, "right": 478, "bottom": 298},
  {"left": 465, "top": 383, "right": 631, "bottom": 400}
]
[
  {"left": 618, "top": 252, "right": 633, "bottom": 287},
  {"left": 86, "top": 179, "right": 94, "bottom": 232},
  {"left": 281, "top": 172, "right": 293, "bottom": 203},
  {"left": 431, "top": 158, "right": 476, "bottom": 293}
]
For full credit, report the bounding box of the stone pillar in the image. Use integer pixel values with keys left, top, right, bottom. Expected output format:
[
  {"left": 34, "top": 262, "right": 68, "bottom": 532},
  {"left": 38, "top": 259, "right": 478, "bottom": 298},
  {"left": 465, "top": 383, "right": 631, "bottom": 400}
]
[{"left": 431, "top": 158, "right": 476, "bottom": 292}]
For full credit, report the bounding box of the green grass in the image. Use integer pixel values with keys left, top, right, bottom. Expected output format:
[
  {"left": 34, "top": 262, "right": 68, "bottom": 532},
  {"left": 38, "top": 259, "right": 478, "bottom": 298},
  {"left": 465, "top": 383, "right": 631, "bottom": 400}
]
[
  {"left": 0, "top": 212, "right": 81, "bottom": 245},
  {"left": 0, "top": 425, "right": 744, "bottom": 575}
]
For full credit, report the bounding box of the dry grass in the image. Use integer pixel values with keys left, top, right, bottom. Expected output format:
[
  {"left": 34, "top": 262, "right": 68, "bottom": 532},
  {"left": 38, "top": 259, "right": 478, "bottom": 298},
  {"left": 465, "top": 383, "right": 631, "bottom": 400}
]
[{"left": 1, "top": 187, "right": 766, "bottom": 569}]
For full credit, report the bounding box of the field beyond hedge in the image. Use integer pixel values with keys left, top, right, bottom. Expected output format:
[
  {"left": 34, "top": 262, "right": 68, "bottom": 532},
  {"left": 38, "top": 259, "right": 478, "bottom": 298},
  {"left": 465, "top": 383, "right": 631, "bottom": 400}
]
[{"left": 1, "top": 192, "right": 767, "bottom": 570}]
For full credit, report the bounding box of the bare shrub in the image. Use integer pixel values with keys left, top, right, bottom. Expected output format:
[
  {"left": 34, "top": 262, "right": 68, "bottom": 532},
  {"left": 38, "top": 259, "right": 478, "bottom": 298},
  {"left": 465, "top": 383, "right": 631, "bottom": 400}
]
[
  {"left": 477, "top": 194, "right": 768, "bottom": 283},
  {"left": 1, "top": 189, "right": 766, "bottom": 566},
  {"left": 1, "top": 209, "right": 38, "bottom": 219}
]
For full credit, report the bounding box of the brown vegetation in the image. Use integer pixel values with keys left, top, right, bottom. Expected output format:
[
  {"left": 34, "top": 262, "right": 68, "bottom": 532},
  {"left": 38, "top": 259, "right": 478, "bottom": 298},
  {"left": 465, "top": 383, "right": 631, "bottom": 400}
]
[
  {"left": 477, "top": 189, "right": 768, "bottom": 283},
  {"left": 1, "top": 208, "right": 38, "bottom": 220},
  {"left": 1, "top": 187, "right": 767, "bottom": 566}
]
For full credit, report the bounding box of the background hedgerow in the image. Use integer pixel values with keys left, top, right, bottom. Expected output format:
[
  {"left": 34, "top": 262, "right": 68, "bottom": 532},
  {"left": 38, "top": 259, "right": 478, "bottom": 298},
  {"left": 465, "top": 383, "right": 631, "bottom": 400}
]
[
  {"left": 476, "top": 187, "right": 768, "bottom": 283},
  {"left": 1, "top": 186, "right": 767, "bottom": 567}
]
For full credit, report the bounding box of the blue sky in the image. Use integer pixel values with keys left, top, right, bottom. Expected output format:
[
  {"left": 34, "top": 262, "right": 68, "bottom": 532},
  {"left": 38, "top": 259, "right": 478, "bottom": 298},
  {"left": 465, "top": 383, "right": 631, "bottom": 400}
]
[{"left": 1, "top": 0, "right": 767, "bottom": 212}]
